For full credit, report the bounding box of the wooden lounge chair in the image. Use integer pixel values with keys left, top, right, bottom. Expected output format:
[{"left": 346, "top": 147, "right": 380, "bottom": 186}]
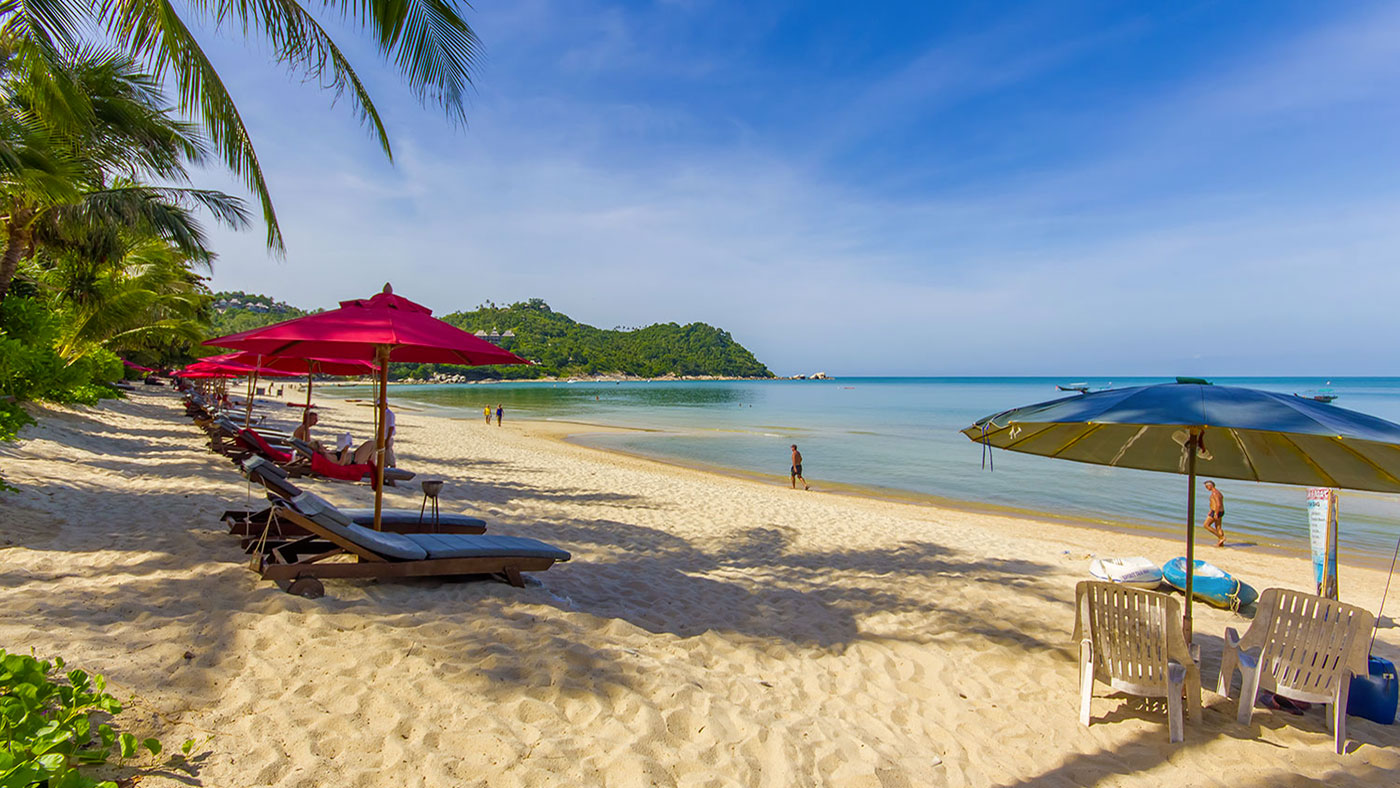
[
  {"left": 1074, "top": 581, "right": 1202, "bottom": 742},
  {"left": 251, "top": 492, "right": 570, "bottom": 597},
  {"left": 1217, "top": 587, "right": 1375, "bottom": 753},
  {"left": 224, "top": 457, "right": 485, "bottom": 538}
]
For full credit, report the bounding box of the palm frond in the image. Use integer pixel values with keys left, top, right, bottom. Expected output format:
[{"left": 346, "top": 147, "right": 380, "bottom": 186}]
[
  {"left": 354, "top": 0, "right": 479, "bottom": 123},
  {"left": 100, "top": 0, "right": 284, "bottom": 251},
  {"left": 186, "top": 0, "right": 392, "bottom": 157},
  {"left": 48, "top": 184, "right": 247, "bottom": 262}
]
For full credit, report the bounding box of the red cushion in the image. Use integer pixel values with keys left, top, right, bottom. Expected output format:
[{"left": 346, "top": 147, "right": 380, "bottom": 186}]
[
  {"left": 238, "top": 429, "right": 293, "bottom": 464},
  {"left": 310, "top": 452, "right": 380, "bottom": 490}
]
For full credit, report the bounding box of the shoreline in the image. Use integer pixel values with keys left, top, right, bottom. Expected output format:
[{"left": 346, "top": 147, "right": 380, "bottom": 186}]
[{"left": 506, "top": 416, "right": 1392, "bottom": 572}]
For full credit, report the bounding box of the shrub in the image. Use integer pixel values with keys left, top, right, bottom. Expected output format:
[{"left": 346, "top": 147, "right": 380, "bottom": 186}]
[
  {"left": 0, "top": 298, "right": 120, "bottom": 407},
  {"left": 0, "top": 650, "right": 191, "bottom": 788}
]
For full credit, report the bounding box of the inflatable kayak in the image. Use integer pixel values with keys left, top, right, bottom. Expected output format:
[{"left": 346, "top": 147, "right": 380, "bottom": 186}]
[
  {"left": 1162, "top": 557, "right": 1258, "bottom": 610},
  {"left": 1089, "top": 557, "right": 1163, "bottom": 589}
]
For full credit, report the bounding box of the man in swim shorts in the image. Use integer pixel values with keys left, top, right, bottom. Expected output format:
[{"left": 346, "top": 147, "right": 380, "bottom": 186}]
[
  {"left": 790, "top": 444, "right": 809, "bottom": 491},
  {"left": 1202, "top": 480, "right": 1226, "bottom": 546}
]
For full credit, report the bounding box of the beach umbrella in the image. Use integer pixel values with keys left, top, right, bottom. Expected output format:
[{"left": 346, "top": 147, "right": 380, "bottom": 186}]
[
  {"left": 203, "top": 284, "right": 529, "bottom": 530},
  {"left": 962, "top": 378, "right": 1400, "bottom": 639},
  {"left": 180, "top": 353, "right": 304, "bottom": 425},
  {"left": 212, "top": 351, "right": 379, "bottom": 415}
]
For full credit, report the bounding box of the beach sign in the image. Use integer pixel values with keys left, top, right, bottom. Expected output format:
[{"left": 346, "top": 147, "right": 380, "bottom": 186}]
[{"left": 1307, "top": 487, "right": 1339, "bottom": 599}]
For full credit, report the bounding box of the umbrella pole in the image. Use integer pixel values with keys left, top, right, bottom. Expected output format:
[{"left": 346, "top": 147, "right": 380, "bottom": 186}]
[
  {"left": 372, "top": 346, "right": 389, "bottom": 531},
  {"left": 1184, "top": 429, "right": 1199, "bottom": 643},
  {"left": 244, "top": 369, "right": 259, "bottom": 428}
]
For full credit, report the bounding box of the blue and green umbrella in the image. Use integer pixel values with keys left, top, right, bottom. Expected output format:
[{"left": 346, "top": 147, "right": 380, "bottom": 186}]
[{"left": 963, "top": 378, "right": 1400, "bottom": 638}]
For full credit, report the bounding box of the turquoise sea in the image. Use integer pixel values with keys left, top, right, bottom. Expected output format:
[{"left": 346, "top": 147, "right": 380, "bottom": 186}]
[{"left": 377, "top": 377, "right": 1400, "bottom": 563}]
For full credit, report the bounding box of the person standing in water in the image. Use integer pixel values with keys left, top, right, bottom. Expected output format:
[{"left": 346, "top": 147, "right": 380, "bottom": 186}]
[
  {"left": 495, "top": 403, "right": 504, "bottom": 426},
  {"left": 1202, "top": 480, "right": 1226, "bottom": 546},
  {"left": 790, "top": 444, "right": 809, "bottom": 491}
]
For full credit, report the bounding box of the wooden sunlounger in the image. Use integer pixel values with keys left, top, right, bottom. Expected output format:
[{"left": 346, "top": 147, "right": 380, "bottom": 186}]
[{"left": 250, "top": 493, "right": 570, "bottom": 597}]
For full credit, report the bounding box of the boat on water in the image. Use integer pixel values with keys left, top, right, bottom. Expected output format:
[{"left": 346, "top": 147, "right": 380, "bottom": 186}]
[
  {"left": 1162, "top": 557, "right": 1258, "bottom": 610},
  {"left": 1056, "top": 382, "right": 1111, "bottom": 394},
  {"left": 1295, "top": 389, "right": 1338, "bottom": 403}
]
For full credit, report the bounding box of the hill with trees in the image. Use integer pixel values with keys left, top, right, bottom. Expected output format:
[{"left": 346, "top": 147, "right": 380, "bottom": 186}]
[
  {"left": 194, "top": 294, "right": 771, "bottom": 379},
  {"left": 207, "top": 291, "right": 308, "bottom": 336},
  {"left": 430, "top": 298, "right": 772, "bottom": 379}
]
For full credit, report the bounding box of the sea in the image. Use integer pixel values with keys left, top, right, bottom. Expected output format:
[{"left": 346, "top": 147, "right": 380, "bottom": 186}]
[{"left": 369, "top": 377, "right": 1400, "bottom": 565}]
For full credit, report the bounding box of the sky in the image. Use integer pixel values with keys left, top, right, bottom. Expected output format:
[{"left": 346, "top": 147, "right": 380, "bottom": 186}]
[{"left": 191, "top": 0, "right": 1400, "bottom": 376}]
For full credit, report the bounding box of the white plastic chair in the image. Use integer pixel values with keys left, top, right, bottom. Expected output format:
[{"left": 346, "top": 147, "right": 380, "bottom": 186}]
[
  {"left": 1217, "top": 587, "right": 1374, "bottom": 754},
  {"left": 1074, "top": 581, "right": 1202, "bottom": 742}
]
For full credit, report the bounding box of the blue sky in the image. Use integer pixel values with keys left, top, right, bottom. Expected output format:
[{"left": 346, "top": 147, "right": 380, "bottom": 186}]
[{"left": 195, "top": 1, "right": 1400, "bottom": 376}]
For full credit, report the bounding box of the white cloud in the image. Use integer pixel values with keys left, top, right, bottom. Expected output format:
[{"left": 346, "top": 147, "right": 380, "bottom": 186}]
[{"left": 196, "top": 2, "right": 1400, "bottom": 375}]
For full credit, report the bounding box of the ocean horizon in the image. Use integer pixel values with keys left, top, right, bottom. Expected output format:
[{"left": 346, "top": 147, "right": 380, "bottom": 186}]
[{"left": 366, "top": 376, "right": 1400, "bottom": 565}]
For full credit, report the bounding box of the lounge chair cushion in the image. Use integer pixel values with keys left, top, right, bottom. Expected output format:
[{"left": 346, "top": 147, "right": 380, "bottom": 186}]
[
  {"left": 291, "top": 491, "right": 353, "bottom": 527},
  {"left": 310, "top": 452, "right": 376, "bottom": 483},
  {"left": 404, "top": 533, "right": 571, "bottom": 562},
  {"left": 339, "top": 509, "right": 487, "bottom": 529},
  {"left": 344, "top": 524, "right": 429, "bottom": 560},
  {"left": 243, "top": 455, "right": 288, "bottom": 479}
]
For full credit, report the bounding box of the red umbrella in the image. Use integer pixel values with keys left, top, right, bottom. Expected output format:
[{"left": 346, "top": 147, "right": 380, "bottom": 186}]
[
  {"left": 122, "top": 359, "right": 155, "bottom": 373},
  {"left": 181, "top": 353, "right": 304, "bottom": 426},
  {"left": 180, "top": 354, "right": 301, "bottom": 378},
  {"left": 204, "top": 284, "right": 530, "bottom": 529},
  {"left": 212, "top": 351, "right": 380, "bottom": 416}
]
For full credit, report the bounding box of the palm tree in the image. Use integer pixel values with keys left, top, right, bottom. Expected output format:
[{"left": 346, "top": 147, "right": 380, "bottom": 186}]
[
  {"left": 0, "top": 46, "right": 247, "bottom": 300},
  {"left": 39, "top": 234, "right": 214, "bottom": 360},
  {"left": 2, "top": 0, "right": 482, "bottom": 251}
]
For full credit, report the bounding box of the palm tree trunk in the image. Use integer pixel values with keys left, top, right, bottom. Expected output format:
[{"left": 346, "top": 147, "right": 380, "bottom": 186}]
[{"left": 0, "top": 214, "right": 34, "bottom": 302}]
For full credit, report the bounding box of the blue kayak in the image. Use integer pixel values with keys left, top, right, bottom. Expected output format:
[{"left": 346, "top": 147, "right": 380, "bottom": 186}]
[{"left": 1162, "top": 557, "right": 1259, "bottom": 610}]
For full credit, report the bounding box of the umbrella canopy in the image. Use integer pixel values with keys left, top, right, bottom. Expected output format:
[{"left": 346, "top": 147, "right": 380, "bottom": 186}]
[
  {"left": 204, "top": 284, "right": 531, "bottom": 531},
  {"left": 176, "top": 367, "right": 243, "bottom": 379},
  {"left": 202, "top": 287, "right": 527, "bottom": 366},
  {"left": 963, "top": 382, "right": 1400, "bottom": 493},
  {"left": 180, "top": 354, "right": 302, "bottom": 378},
  {"left": 963, "top": 379, "right": 1400, "bottom": 639},
  {"left": 211, "top": 351, "right": 379, "bottom": 378}
]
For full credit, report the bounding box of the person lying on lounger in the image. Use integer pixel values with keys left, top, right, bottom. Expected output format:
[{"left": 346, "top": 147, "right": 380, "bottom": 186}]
[
  {"left": 295, "top": 411, "right": 360, "bottom": 465},
  {"left": 345, "top": 408, "right": 397, "bottom": 466}
]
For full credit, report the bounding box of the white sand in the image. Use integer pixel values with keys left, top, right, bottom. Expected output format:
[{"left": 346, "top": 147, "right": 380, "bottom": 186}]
[{"left": 1, "top": 387, "right": 1398, "bottom": 787}]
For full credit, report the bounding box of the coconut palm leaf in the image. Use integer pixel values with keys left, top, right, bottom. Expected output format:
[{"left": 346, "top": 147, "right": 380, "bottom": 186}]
[{"left": 101, "top": 0, "right": 283, "bottom": 250}]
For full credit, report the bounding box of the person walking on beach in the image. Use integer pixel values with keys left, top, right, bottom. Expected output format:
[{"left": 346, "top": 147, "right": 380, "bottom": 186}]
[
  {"left": 483, "top": 405, "right": 492, "bottom": 424},
  {"left": 790, "top": 444, "right": 809, "bottom": 491},
  {"left": 495, "top": 404, "right": 503, "bottom": 426},
  {"left": 1202, "top": 480, "right": 1226, "bottom": 546}
]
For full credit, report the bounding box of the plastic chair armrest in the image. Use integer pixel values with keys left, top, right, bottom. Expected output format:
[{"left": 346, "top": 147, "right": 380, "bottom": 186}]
[
  {"left": 1237, "top": 647, "right": 1260, "bottom": 672},
  {"left": 1167, "top": 660, "right": 1187, "bottom": 685}
]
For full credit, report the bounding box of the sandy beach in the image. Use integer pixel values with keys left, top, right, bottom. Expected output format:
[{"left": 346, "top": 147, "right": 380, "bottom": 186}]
[{"left": 2, "top": 387, "right": 1398, "bottom": 787}]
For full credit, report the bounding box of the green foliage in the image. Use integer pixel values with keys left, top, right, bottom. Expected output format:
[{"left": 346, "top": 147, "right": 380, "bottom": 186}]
[
  {"left": 205, "top": 291, "right": 306, "bottom": 338},
  {"left": 0, "top": 649, "right": 184, "bottom": 788},
  {"left": 0, "top": 297, "right": 120, "bottom": 406},
  {"left": 427, "top": 298, "right": 772, "bottom": 379},
  {"left": 4, "top": 0, "right": 486, "bottom": 252}
]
